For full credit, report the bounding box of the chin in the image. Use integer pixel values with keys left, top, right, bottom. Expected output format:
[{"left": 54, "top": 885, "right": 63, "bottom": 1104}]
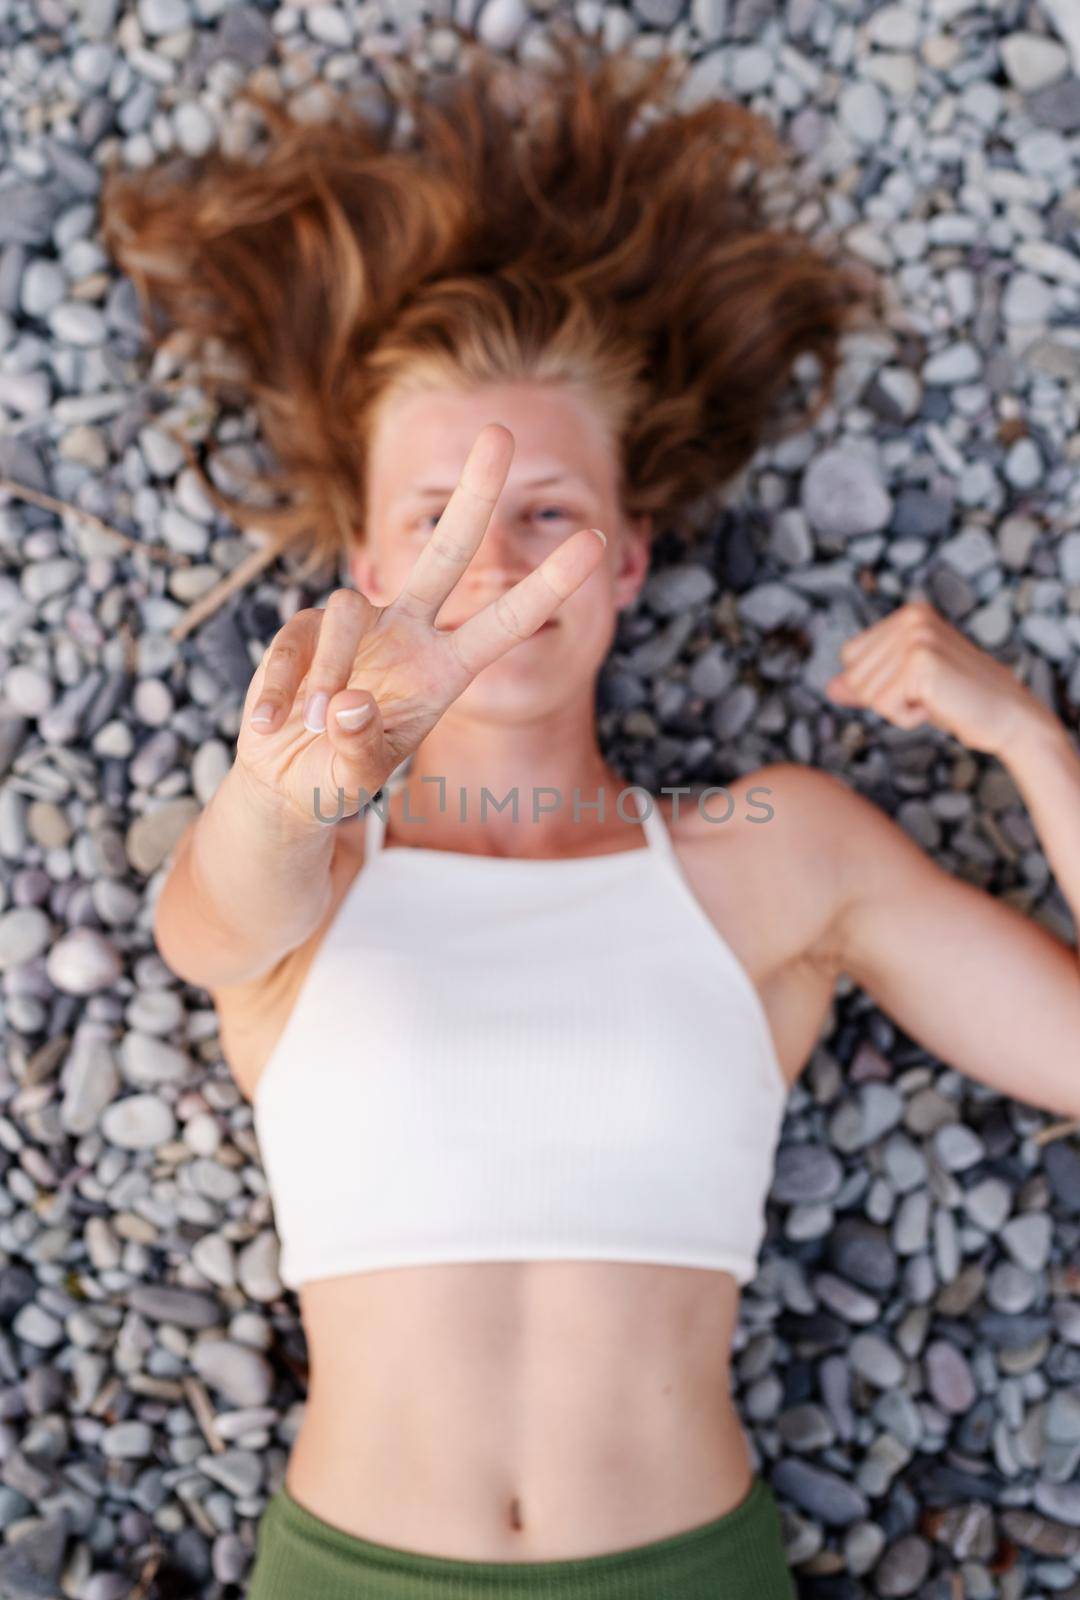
[{"left": 457, "top": 662, "right": 578, "bottom": 714}]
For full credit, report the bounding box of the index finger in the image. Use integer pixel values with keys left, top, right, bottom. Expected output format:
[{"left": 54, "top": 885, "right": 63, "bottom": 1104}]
[{"left": 391, "top": 423, "right": 514, "bottom": 623}]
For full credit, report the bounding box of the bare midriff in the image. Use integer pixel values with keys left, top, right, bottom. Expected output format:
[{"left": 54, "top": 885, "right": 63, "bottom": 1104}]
[{"left": 284, "top": 1257, "right": 757, "bottom": 1562}]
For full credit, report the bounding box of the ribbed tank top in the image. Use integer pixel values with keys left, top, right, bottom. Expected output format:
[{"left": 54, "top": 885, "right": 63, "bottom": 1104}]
[{"left": 253, "top": 762, "right": 790, "bottom": 1290}]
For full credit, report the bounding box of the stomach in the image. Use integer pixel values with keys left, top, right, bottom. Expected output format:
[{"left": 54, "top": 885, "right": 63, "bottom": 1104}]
[{"left": 283, "top": 1257, "right": 759, "bottom": 1561}]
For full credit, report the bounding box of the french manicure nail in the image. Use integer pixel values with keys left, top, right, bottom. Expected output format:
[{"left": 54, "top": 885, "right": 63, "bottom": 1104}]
[
  {"left": 589, "top": 528, "right": 607, "bottom": 546},
  {"left": 335, "top": 703, "right": 374, "bottom": 731},
  {"left": 250, "top": 701, "right": 275, "bottom": 726},
  {"left": 303, "top": 692, "right": 328, "bottom": 733}
]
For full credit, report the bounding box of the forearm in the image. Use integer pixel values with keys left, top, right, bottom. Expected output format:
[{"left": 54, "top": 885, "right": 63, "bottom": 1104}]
[
  {"left": 156, "top": 762, "right": 336, "bottom": 988},
  {"left": 998, "top": 707, "right": 1080, "bottom": 966}
]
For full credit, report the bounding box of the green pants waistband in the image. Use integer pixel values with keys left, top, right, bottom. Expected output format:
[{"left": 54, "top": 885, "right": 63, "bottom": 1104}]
[{"left": 246, "top": 1474, "right": 796, "bottom": 1599}]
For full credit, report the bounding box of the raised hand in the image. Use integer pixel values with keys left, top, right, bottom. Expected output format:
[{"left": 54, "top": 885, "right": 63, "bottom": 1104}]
[{"left": 234, "top": 423, "right": 608, "bottom": 827}]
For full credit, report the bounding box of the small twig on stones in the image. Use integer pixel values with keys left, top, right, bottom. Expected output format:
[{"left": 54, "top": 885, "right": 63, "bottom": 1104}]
[
  {"left": 1031, "top": 1116, "right": 1080, "bottom": 1147},
  {"left": 182, "top": 1374, "right": 226, "bottom": 1454},
  {"left": 169, "top": 537, "right": 283, "bottom": 642},
  {"left": 0, "top": 476, "right": 189, "bottom": 566},
  {"left": 128, "top": 1544, "right": 162, "bottom": 1600}
]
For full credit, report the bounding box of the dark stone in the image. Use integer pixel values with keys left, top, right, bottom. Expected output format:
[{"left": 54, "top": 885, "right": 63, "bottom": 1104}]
[
  {"left": 0, "top": 1267, "right": 36, "bottom": 1324},
  {"left": 828, "top": 1217, "right": 898, "bottom": 1292},
  {"left": 0, "top": 1514, "right": 68, "bottom": 1600},
  {"left": 198, "top": 606, "right": 256, "bottom": 695},
  {"left": 1043, "top": 1140, "right": 1080, "bottom": 1215},
  {"left": 1026, "top": 75, "right": 1080, "bottom": 133},
  {"left": 771, "top": 1458, "right": 869, "bottom": 1525},
  {"left": 890, "top": 488, "right": 954, "bottom": 539}
]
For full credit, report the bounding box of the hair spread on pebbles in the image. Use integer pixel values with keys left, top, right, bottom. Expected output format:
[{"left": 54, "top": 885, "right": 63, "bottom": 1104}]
[{"left": 98, "top": 23, "right": 886, "bottom": 584}]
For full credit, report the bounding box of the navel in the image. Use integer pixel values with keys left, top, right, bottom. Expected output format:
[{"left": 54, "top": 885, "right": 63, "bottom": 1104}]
[{"left": 507, "top": 1495, "right": 525, "bottom": 1532}]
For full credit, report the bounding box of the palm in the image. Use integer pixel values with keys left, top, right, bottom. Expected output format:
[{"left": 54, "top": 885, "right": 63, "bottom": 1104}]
[{"left": 272, "top": 607, "right": 475, "bottom": 818}]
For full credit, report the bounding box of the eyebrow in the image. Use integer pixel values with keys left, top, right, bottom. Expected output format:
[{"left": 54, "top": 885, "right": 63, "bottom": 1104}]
[{"left": 399, "top": 471, "right": 585, "bottom": 502}]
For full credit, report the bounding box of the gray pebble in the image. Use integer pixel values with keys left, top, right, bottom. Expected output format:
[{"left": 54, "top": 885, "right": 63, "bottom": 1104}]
[
  {"left": 60, "top": 1031, "right": 120, "bottom": 1135},
  {"left": 100, "top": 1093, "right": 176, "bottom": 1150},
  {"left": 801, "top": 449, "right": 892, "bottom": 538},
  {"left": 120, "top": 1032, "right": 191, "bottom": 1086},
  {"left": 1001, "top": 1212, "right": 1053, "bottom": 1273},
  {"left": 0, "top": 907, "right": 52, "bottom": 970},
  {"left": 771, "top": 1458, "right": 869, "bottom": 1525},
  {"left": 191, "top": 1338, "right": 273, "bottom": 1407}
]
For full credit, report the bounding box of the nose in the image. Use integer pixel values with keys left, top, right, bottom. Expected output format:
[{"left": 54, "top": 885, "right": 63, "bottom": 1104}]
[{"left": 456, "top": 514, "right": 533, "bottom": 593}]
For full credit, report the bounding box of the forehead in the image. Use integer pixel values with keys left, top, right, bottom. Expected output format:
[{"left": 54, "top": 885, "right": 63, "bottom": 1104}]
[{"left": 367, "top": 382, "right": 620, "bottom": 503}]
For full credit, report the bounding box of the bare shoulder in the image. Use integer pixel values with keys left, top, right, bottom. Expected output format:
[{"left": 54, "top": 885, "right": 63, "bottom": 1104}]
[
  {"left": 659, "top": 760, "right": 852, "bottom": 851},
  {"left": 659, "top": 762, "right": 859, "bottom": 978}
]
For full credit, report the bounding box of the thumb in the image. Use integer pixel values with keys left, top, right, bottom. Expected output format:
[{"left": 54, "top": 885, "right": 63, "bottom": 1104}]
[{"left": 323, "top": 689, "right": 389, "bottom": 804}]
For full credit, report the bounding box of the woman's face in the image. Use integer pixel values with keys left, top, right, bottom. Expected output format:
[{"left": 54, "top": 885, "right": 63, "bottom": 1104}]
[{"left": 349, "top": 381, "right": 652, "bottom": 721}]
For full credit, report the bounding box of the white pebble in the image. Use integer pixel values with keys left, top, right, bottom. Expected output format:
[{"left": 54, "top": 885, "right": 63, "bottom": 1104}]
[
  {"left": 46, "top": 927, "right": 122, "bottom": 995},
  {"left": 101, "top": 1093, "right": 177, "bottom": 1150}
]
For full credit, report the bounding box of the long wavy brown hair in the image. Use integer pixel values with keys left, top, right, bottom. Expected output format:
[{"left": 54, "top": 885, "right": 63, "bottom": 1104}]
[{"left": 99, "top": 25, "right": 886, "bottom": 585}]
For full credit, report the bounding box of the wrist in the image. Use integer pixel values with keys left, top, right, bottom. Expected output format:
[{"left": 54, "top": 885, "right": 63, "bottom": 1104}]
[
  {"left": 227, "top": 758, "right": 338, "bottom": 847},
  {"left": 996, "top": 700, "right": 1075, "bottom": 770}
]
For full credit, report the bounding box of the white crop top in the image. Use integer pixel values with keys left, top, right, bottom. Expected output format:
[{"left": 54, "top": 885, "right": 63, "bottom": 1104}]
[{"left": 252, "top": 763, "right": 789, "bottom": 1290}]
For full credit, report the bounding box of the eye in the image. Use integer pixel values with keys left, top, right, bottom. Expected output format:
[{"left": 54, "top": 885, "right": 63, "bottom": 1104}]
[{"left": 414, "top": 506, "right": 572, "bottom": 533}]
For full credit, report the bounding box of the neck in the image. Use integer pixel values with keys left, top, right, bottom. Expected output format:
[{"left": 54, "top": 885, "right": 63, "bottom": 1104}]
[{"left": 390, "top": 706, "right": 638, "bottom": 853}]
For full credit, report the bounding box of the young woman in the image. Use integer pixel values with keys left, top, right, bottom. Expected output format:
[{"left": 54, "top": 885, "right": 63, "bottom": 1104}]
[{"left": 101, "top": 29, "right": 1080, "bottom": 1600}]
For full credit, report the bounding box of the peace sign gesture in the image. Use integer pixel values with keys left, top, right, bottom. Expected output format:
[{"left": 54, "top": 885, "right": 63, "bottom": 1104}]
[{"left": 235, "top": 424, "right": 608, "bottom": 828}]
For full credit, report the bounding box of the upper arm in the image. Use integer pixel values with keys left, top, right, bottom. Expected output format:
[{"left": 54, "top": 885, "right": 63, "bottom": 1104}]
[{"left": 808, "top": 769, "right": 1080, "bottom": 1117}]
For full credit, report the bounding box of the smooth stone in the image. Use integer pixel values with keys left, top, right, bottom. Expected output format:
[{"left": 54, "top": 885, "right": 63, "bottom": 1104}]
[
  {"left": 873, "top": 1533, "right": 932, "bottom": 1597},
  {"left": 125, "top": 798, "right": 200, "bottom": 875},
  {"left": 999, "top": 33, "right": 1070, "bottom": 92},
  {"left": 4, "top": 666, "right": 55, "bottom": 717},
  {"left": 1001, "top": 1212, "right": 1053, "bottom": 1272},
  {"left": 101, "top": 1421, "right": 153, "bottom": 1459},
  {"left": 0, "top": 908, "right": 52, "bottom": 970},
  {"left": 60, "top": 1032, "right": 120, "bottom": 1135},
  {"left": 849, "top": 1332, "right": 905, "bottom": 1388},
  {"left": 0, "top": 1515, "right": 69, "bottom": 1600},
  {"left": 801, "top": 449, "right": 892, "bottom": 538},
  {"left": 100, "top": 1093, "right": 176, "bottom": 1150},
  {"left": 771, "top": 1458, "right": 869, "bottom": 1525},
  {"left": 12, "top": 1304, "right": 64, "bottom": 1348},
  {"left": 923, "top": 342, "right": 982, "bottom": 385},
  {"left": 237, "top": 1232, "right": 284, "bottom": 1303},
  {"left": 125, "top": 1285, "right": 221, "bottom": 1328},
  {"left": 933, "top": 1123, "right": 985, "bottom": 1171},
  {"left": 771, "top": 1143, "right": 844, "bottom": 1205},
  {"left": 924, "top": 1339, "right": 977, "bottom": 1413},
  {"left": 120, "top": 1033, "right": 191, "bottom": 1086},
  {"left": 197, "top": 1447, "right": 263, "bottom": 1499},
  {"left": 190, "top": 1339, "right": 273, "bottom": 1407},
  {"left": 642, "top": 565, "right": 717, "bottom": 617},
  {"left": 45, "top": 928, "right": 122, "bottom": 995}
]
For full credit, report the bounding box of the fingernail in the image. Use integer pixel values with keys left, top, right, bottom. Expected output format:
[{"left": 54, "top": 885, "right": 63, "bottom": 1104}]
[
  {"left": 302, "top": 692, "right": 328, "bottom": 733},
  {"left": 250, "top": 701, "right": 275, "bottom": 726},
  {"left": 334, "top": 702, "right": 374, "bottom": 731},
  {"left": 589, "top": 528, "right": 607, "bottom": 547}
]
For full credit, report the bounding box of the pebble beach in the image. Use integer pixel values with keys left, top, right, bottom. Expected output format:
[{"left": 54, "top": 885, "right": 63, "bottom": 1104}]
[{"left": 0, "top": 0, "right": 1079, "bottom": 1595}]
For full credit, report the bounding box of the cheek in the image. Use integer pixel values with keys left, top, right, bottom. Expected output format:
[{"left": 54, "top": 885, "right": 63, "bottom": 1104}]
[{"left": 560, "top": 564, "right": 619, "bottom": 632}]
